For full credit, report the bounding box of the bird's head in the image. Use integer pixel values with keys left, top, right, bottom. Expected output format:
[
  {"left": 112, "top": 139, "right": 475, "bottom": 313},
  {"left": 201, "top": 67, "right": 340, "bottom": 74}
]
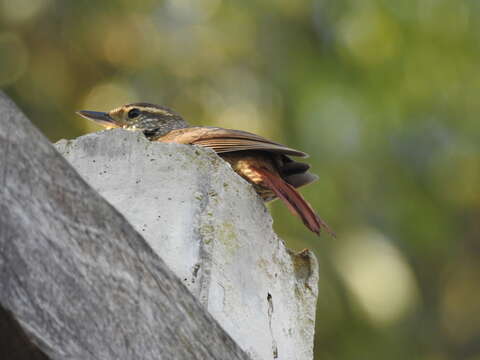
[{"left": 77, "top": 103, "right": 189, "bottom": 138}]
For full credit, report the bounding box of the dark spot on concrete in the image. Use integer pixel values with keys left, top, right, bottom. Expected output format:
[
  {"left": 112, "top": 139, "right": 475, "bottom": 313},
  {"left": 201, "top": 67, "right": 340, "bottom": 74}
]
[
  {"left": 267, "top": 293, "right": 278, "bottom": 358},
  {"left": 192, "top": 263, "right": 201, "bottom": 278}
]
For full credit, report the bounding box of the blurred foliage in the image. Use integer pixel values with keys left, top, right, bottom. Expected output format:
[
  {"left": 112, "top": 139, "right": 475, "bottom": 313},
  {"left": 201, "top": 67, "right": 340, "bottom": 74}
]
[{"left": 2, "top": 0, "right": 480, "bottom": 359}]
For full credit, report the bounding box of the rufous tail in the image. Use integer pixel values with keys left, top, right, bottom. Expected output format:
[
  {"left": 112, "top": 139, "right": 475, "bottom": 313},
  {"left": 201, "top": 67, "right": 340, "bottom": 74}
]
[{"left": 252, "top": 167, "right": 335, "bottom": 237}]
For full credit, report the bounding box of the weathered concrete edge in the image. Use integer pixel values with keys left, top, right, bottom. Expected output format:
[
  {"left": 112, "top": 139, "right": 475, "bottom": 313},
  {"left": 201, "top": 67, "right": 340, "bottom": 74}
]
[
  {"left": 54, "top": 129, "right": 320, "bottom": 360},
  {"left": 0, "top": 91, "right": 251, "bottom": 360}
]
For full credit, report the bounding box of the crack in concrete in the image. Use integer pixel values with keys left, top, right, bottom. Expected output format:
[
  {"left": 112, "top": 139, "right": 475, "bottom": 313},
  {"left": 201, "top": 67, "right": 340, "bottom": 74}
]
[{"left": 267, "top": 293, "right": 278, "bottom": 359}]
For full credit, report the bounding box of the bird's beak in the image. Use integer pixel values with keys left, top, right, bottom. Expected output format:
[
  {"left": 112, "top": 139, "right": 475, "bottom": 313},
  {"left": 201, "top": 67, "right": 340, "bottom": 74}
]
[{"left": 76, "top": 110, "right": 118, "bottom": 128}]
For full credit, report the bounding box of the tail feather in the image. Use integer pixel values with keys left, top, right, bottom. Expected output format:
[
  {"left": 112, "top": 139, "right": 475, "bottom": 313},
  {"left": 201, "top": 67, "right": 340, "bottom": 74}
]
[
  {"left": 278, "top": 155, "right": 318, "bottom": 189},
  {"left": 253, "top": 167, "right": 335, "bottom": 237}
]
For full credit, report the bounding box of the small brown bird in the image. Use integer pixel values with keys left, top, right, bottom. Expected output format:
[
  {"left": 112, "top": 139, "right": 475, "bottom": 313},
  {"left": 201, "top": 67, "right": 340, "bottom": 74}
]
[{"left": 77, "top": 103, "right": 333, "bottom": 236}]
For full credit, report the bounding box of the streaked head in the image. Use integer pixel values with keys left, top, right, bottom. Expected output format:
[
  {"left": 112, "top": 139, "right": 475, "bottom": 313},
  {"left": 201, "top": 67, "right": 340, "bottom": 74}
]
[{"left": 77, "top": 103, "right": 189, "bottom": 138}]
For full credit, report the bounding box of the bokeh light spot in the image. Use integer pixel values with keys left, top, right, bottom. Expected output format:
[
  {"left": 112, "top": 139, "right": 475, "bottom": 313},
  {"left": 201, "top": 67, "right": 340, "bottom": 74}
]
[
  {"left": 339, "top": 9, "right": 400, "bottom": 66},
  {"left": 0, "top": 0, "right": 50, "bottom": 23},
  {"left": 164, "top": 0, "right": 222, "bottom": 23},
  {"left": 29, "top": 50, "right": 73, "bottom": 101},
  {"left": 334, "top": 229, "right": 419, "bottom": 326}
]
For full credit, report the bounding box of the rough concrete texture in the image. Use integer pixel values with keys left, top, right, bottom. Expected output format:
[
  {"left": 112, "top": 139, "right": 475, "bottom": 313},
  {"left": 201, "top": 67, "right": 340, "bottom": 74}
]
[
  {"left": 1, "top": 92, "right": 249, "bottom": 360},
  {"left": 55, "top": 129, "right": 319, "bottom": 360}
]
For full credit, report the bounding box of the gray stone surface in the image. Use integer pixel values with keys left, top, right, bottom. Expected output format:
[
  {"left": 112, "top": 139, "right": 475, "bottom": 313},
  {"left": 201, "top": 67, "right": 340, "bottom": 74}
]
[
  {"left": 0, "top": 91, "right": 249, "bottom": 360},
  {"left": 55, "top": 129, "right": 319, "bottom": 360}
]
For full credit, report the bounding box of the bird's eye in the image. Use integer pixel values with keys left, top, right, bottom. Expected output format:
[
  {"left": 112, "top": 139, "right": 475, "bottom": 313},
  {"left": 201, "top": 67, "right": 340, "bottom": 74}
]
[{"left": 128, "top": 108, "right": 141, "bottom": 119}]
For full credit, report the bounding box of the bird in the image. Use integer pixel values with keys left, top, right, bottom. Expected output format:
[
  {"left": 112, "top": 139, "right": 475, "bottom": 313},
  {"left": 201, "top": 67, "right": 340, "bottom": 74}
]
[{"left": 77, "top": 103, "right": 334, "bottom": 236}]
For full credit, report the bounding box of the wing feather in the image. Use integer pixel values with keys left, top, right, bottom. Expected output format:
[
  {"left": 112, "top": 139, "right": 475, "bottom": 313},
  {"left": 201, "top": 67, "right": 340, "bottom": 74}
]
[{"left": 157, "top": 127, "right": 308, "bottom": 157}]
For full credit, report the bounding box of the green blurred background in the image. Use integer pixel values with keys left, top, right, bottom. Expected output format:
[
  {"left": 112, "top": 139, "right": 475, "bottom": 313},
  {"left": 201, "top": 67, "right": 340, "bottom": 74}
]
[{"left": 1, "top": 0, "right": 479, "bottom": 359}]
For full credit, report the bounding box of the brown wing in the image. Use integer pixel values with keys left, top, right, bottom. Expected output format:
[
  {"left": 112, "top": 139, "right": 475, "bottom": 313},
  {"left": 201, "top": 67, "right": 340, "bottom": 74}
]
[{"left": 157, "top": 127, "right": 308, "bottom": 158}]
